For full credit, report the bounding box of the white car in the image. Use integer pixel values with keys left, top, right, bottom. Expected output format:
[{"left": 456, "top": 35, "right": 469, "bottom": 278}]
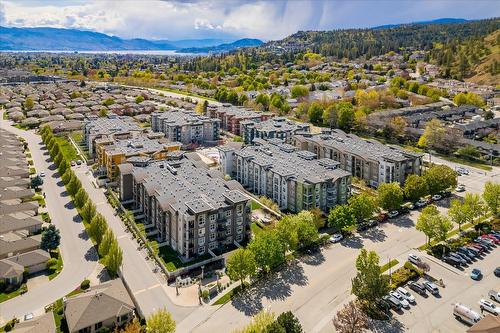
[
  {"left": 388, "top": 211, "right": 399, "bottom": 219},
  {"left": 431, "top": 194, "right": 442, "bottom": 201},
  {"left": 397, "top": 287, "right": 416, "bottom": 304},
  {"left": 456, "top": 184, "right": 466, "bottom": 192},
  {"left": 390, "top": 291, "right": 410, "bottom": 308},
  {"left": 479, "top": 299, "right": 500, "bottom": 315},
  {"left": 408, "top": 253, "right": 421, "bottom": 265},
  {"left": 39, "top": 172, "right": 45, "bottom": 177},
  {"left": 329, "top": 234, "right": 343, "bottom": 243},
  {"left": 489, "top": 290, "right": 500, "bottom": 303}
]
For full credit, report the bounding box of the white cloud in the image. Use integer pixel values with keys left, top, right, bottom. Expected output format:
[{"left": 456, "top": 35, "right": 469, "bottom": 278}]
[{"left": 1, "top": 0, "right": 498, "bottom": 41}]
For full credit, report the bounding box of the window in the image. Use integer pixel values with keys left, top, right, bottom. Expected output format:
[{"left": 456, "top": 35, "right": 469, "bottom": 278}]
[
  {"left": 198, "top": 228, "right": 205, "bottom": 236},
  {"left": 199, "top": 237, "right": 205, "bottom": 246},
  {"left": 226, "top": 229, "right": 232, "bottom": 236},
  {"left": 120, "top": 314, "right": 128, "bottom": 322},
  {"left": 225, "top": 210, "right": 232, "bottom": 217},
  {"left": 210, "top": 223, "right": 216, "bottom": 231},
  {"left": 209, "top": 214, "right": 216, "bottom": 222},
  {"left": 209, "top": 242, "right": 217, "bottom": 250},
  {"left": 236, "top": 204, "right": 243, "bottom": 215},
  {"left": 210, "top": 232, "right": 216, "bottom": 241},
  {"left": 236, "top": 234, "right": 243, "bottom": 242},
  {"left": 94, "top": 322, "right": 103, "bottom": 330},
  {"left": 198, "top": 246, "right": 205, "bottom": 255},
  {"left": 236, "top": 217, "right": 243, "bottom": 225},
  {"left": 236, "top": 226, "right": 243, "bottom": 234},
  {"left": 198, "top": 215, "right": 205, "bottom": 226}
]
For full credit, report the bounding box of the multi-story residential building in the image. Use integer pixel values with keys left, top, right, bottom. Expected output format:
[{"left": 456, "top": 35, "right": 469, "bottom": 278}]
[
  {"left": 94, "top": 133, "right": 181, "bottom": 181},
  {"left": 207, "top": 104, "right": 274, "bottom": 135},
  {"left": 118, "top": 156, "right": 251, "bottom": 260},
  {"left": 293, "top": 129, "right": 423, "bottom": 188},
  {"left": 151, "top": 109, "right": 220, "bottom": 148},
  {"left": 241, "top": 117, "right": 311, "bottom": 144},
  {"left": 218, "top": 139, "right": 351, "bottom": 213},
  {"left": 83, "top": 114, "right": 145, "bottom": 157}
]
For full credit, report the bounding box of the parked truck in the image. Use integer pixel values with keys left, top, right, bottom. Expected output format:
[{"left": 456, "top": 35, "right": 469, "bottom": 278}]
[{"left": 453, "top": 303, "right": 481, "bottom": 325}]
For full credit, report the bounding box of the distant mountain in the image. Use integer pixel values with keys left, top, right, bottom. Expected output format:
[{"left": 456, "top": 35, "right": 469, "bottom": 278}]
[
  {"left": 372, "top": 18, "right": 468, "bottom": 30},
  {"left": 176, "top": 38, "right": 264, "bottom": 54},
  {"left": 0, "top": 26, "right": 256, "bottom": 52}
]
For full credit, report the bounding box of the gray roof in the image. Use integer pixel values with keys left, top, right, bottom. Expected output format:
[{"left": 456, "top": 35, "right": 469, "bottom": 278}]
[
  {"left": 152, "top": 109, "right": 220, "bottom": 127},
  {"left": 3, "top": 249, "right": 50, "bottom": 268},
  {"left": 64, "top": 279, "right": 135, "bottom": 333},
  {"left": 247, "top": 117, "right": 310, "bottom": 134},
  {"left": 84, "top": 114, "right": 143, "bottom": 137},
  {"left": 0, "top": 213, "right": 42, "bottom": 234},
  {"left": 11, "top": 311, "right": 56, "bottom": 333}
]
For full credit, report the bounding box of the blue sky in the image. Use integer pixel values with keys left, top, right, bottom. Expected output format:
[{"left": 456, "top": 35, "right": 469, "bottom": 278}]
[{"left": 1, "top": 0, "right": 498, "bottom": 41}]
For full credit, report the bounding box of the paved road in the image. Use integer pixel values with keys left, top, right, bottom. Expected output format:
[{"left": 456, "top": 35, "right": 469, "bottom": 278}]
[
  {"left": 72, "top": 165, "right": 197, "bottom": 321},
  {"left": 0, "top": 116, "right": 98, "bottom": 324},
  {"left": 177, "top": 216, "right": 427, "bottom": 333}
]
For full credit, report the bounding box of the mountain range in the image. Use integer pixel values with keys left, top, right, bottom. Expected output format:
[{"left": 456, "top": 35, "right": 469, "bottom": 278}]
[
  {"left": 371, "top": 17, "right": 469, "bottom": 29},
  {"left": 0, "top": 26, "right": 262, "bottom": 53}
]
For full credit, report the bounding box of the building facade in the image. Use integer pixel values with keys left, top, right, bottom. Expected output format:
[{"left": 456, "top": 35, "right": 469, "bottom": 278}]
[
  {"left": 207, "top": 104, "right": 274, "bottom": 136},
  {"left": 118, "top": 157, "right": 251, "bottom": 260},
  {"left": 293, "top": 129, "right": 423, "bottom": 188},
  {"left": 218, "top": 139, "right": 351, "bottom": 213},
  {"left": 241, "top": 117, "right": 311, "bottom": 144}
]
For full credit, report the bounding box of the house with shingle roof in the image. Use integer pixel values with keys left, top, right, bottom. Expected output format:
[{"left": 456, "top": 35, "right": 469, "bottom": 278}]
[{"left": 10, "top": 311, "right": 56, "bottom": 333}]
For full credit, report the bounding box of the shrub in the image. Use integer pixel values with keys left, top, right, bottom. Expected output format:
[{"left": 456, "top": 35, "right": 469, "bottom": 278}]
[
  {"left": 46, "top": 258, "right": 58, "bottom": 271},
  {"left": 80, "top": 279, "right": 90, "bottom": 290},
  {"left": 0, "top": 280, "right": 6, "bottom": 292},
  {"left": 388, "top": 261, "right": 422, "bottom": 289},
  {"left": 429, "top": 244, "right": 450, "bottom": 258},
  {"left": 4, "top": 321, "right": 13, "bottom": 332}
]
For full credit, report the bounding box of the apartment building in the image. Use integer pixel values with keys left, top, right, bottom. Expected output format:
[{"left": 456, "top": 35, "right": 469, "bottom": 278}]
[
  {"left": 118, "top": 156, "right": 251, "bottom": 260},
  {"left": 83, "top": 114, "right": 145, "bottom": 157},
  {"left": 151, "top": 109, "right": 220, "bottom": 148},
  {"left": 241, "top": 117, "right": 311, "bottom": 144},
  {"left": 293, "top": 129, "right": 423, "bottom": 188},
  {"left": 94, "top": 133, "right": 181, "bottom": 181},
  {"left": 218, "top": 139, "right": 351, "bottom": 213},
  {"left": 207, "top": 104, "right": 274, "bottom": 135}
]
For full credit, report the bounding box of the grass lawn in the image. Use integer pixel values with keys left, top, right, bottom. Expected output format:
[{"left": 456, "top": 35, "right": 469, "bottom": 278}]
[
  {"left": 49, "top": 253, "right": 64, "bottom": 280},
  {"left": 251, "top": 222, "right": 265, "bottom": 236},
  {"left": 251, "top": 200, "right": 262, "bottom": 210},
  {"left": 2, "top": 112, "right": 8, "bottom": 120},
  {"left": 213, "top": 285, "right": 242, "bottom": 305},
  {"left": 69, "top": 131, "right": 90, "bottom": 160},
  {"left": 381, "top": 259, "right": 399, "bottom": 273},
  {"left": 54, "top": 136, "right": 79, "bottom": 162},
  {"left": 0, "top": 287, "right": 24, "bottom": 303},
  {"left": 41, "top": 212, "right": 51, "bottom": 223},
  {"left": 437, "top": 154, "right": 492, "bottom": 171},
  {"left": 158, "top": 246, "right": 211, "bottom": 272},
  {"left": 29, "top": 167, "right": 36, "bottom": 174},
  {"left": 155, "top": 86, "right": 217, "bottom": 102}
]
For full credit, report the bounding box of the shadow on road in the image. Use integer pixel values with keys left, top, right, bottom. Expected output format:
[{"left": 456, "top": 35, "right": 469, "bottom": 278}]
[
  {"left": 78, "top": 229, "right": 89, "bottom": 240},
  {"left": 370, "top": 316, "right": 406, "bottom": 333},
  {"left": 230, "top": 260, "right": 308, "bottom": 316},
  {"left": 84, "top": 247, "right": 99, "bottom": 262},
  {"left": 64, "top": 201, "right": 75, "bottom": 210},
  {"left": 342, "top": 235, "right": 363, "bottom": 249},
  {"left": 392, "top": 216, "right": 414, "bottom": 229},
  {"left": 72, "top": 214, "right": 82, "bottom": 223},
  {"left": 362, "top": 227, "right": 387, "bottom": 243},
  {"left": 60, "top": 190, "right": 69, "bottom": 197},
  {"left": 299, "top": 251, "right": 325, "bottom": 266}
]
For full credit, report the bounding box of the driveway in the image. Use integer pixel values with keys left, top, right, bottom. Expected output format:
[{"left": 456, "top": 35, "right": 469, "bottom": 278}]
[
  {"left": 0, "top": 115, "right": 98, "bottom": 324},
  {"left": 72, "top": 165, "right": 197, "bottom": 321}
]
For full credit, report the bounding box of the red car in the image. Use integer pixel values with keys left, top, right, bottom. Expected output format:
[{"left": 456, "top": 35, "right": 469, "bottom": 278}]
[{"left": 482, "top": 234, "right": 500, "bottom": 244}]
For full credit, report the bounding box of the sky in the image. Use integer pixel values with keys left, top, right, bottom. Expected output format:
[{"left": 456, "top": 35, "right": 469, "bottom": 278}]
[{"left": 1, "top": 0, "right": 499, "bottom": 41}]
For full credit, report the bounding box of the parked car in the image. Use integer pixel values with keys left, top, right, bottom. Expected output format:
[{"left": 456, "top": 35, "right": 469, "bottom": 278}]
[
  {"left": 431, "top": 194, "right": 442, "bottom": 201},
  {"left": 479, "top": 299, "right": 500, "bottom": 315},
  {"left": 383, "top": 295, "right": 402, "bottom": 310},
  {"left": 398, "top": 206, "right": 410, "bottom": 214},
  {"left": 402, "top": 202, "right": 416, "bottom": 210},
  {"left": 408, "top": 281, "right": 427, "bottom": 296},
  {"left": 416, "top": 199, "right": 427, "bottom": 208},
  {"left": 329, "top": 234, "right": 343, "bottom": 243},
  {"left": 76, "top": 159, "right": 82, "bottom": 165},
  {"left": 455, "top": 184, "right": 466, "bottom": 192},
  {"left": 388, "top": 211, "right": 399, "bottom": 219},
  {"left": 471, "top": 268, "right": 482, "bottom": 280},
  {"left": 457, "top": 167, "right": 470, "bottom": 175},
  {"left": 495, "top": 267, "right": 500, "bottom": 277},
  {"left": 377, "top": 213, "right": 388, "bottom": 223},
  {"left": 423, "top": 281, "right": 439, "bottom": 295},
  {"left": 470, "top": 243, "right": 487, "bottom": 253},
  {"left": 489, "top": 290, "right": 500, "bottom": 302},
  {"left": 465, "top": 246, "right": 480, "bottom": 257},
  {"left": 367, "top": 219, "right": 378, "bottom": 228},
  {"left": 482, "top": 234, "right": 500, "bottom": 244},
  {"left": 453, "top": 303, "right": 480, "bottom": 325},
  {"left": 70, "top": 160, "right": 76, "bottom": 166},
  {"left": 449, "top": 252, "right": 469, "bottom": 265},
  {"left": 357, "top": 223, "right": 369, "bottom": 232},
  {"left": 390, "top": 291, "right": 410, "bottom": 308},
  {"left": 375, "top": 298, "right": 391, "bottom": 313},
  {"left": 457, "top": 247, "right": 476, "bottom": 259},
  {"left": 408, "top": 254, "right": 421, "bottom": 265},
  {"left": 475, "top": 238, "right": 494, "bottom": 249},
  {"left": 443, "top": 255, "right": 461, "bottom": 267},
  {"left": 440, "top": 191, "right": 451, "bottom": 198},
  {"left": 396, "top": 287, "right": 416, "bottom": 304}
]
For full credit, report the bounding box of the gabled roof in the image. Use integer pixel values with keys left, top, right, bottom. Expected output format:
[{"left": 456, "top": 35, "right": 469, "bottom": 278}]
[
  {"left": 11, "top": 311, "right": 56, "bottom": 333},
  {"left": 64, "top": 279, "right": 135, "bottom": 333}
]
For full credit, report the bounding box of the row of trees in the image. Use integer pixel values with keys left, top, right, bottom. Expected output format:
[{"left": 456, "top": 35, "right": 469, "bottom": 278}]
[
  {"left": 226, "top": 211, "right": 319, "bottom": 286},
  {"left": 232, "top": 310, "right": 303, "bottom": 333},
  {"left": 40, "top": 126, "right": 123, "bottom": 276}
]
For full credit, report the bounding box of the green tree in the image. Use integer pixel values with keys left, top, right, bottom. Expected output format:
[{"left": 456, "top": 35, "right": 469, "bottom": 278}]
[
  {"left": 307, "top": 102, "right": 323, "bottom": 125},
  {"left": 81, "top": 201, "right": 97, "bottom": 222},
  {"left": 58, "top": 159, "right": 69, "bottom": 175},
  {"left": 54, "top": 151, "right": 64, "bottom": 167},
  {"left": 483, "top": 181, "right": 500, "bottom": 216},
  {"left": 416, "top": 205, "right": 439, "bottom": 245},
  {"left": 463, "top": 193, "right": 484, "bottom": 224},
  {"left": 30, "top": 175, "right": 44, "bottom": 190},
  {"left": 41, "top": 225, "right": 61, "bottom": 251},
  {"left": 417, "top": 119, "right": 458, "bottom": 152},
  {"left": 276, "top": 311, "right": 303, "bottom": 333},
  {"left": 61, "top": 168, "right": 73, "bottom": 185},
  {"left": 328, "top": 205, "right": 356, "bottom": 232},
  {"left": 291, "top": 85, "right": 309, "bottom": 98},
  {"left": 348, "top": 193, "right": 377, "bottom": 222},
  {"left": 448, "top": 199, "right": 469, "bottom": 231},
  {"left": 276, "top": 215, "right": 299, "bottom": 253},
  {"left": 423, "top": 164, "right": 457, "bottom": 194},
  {"left": 351, "top": 249, "right": 389, "bottom": 308},
  {"left": 333, "top": 300, "right": 369, "bottom": 333},
  {"left": 377, "top": 182, "right": 403, "bottom": 211},
  {"left": 89, "top": 213, "right": 107, "bottom": 244},
  {"left": 336, "top": 102, "right": 355, "bottom": 131},
  {"left": 248, "top": 231, "right": 285, "bottom": 273},
  {"left": 74, "top": 187, "right": 89, "bottom": 209},
  {"left": 226, "top": 248, "right": 256, "bottom": 287},
  {"left": 67, "top": 176, "right": 82, "bottom": 196},
  {"left": 295, "top": 210, "right": 319, "bottom": 248},
  {"left": 403, "top": 174, "right": 429, "bottom": 201},
  {"left": 263, "top": 321, "right": 286, "bottom": 333},
  {"left": 146, "top": 308, "right": 176, "bottom": 333},
  {"left": 434, "top": 215, "right": 453, "bottom": 255},
  {"left": 104, "top": 240, "right": 123, "bottom": 277},
  {"left": 98, "top": 229, "right": 115, "bottom": 257},
  {"left": 24, "top": 97, "right": 34, "bottom": 110},
  {"left": 135, "top": 95, "right": 145, "bottom": 104}
]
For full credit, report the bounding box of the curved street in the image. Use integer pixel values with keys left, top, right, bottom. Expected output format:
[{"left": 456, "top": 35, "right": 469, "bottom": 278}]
[{"left": 0, "top": 114, "right": 98, "bottom": 324}]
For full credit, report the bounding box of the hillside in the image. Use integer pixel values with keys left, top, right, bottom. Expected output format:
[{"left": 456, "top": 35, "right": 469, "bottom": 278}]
[
  {"left": 177, "top": 38, "right": 264, "bottom": 54},
  {"left": 465, "top": 30, "right": 500, "bottom": 85}
]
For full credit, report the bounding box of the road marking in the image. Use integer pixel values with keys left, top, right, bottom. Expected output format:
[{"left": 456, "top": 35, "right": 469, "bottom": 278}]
[{"left": 133, "top": 284, "right": 162, "bottom": 296}]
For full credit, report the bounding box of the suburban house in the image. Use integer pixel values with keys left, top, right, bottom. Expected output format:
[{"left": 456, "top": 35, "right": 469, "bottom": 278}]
[
  {"left": 63, "top": 279, "right": 135, "bottom": 333},
  {"left": 293, "top": 129, "right": 423, "bottom": 188},
  {"left": 0, "top": 249, "right": 50, "bottom": 285},
  {"left": 118, "top": 154, "right": 251, "bottom": 260},
  {"left": 218, "top": 139, "right": 352, "bottom": 213},
  {"left": 241, "top": 117, "right": 311, "bottom": 144},
  {"left": 10, "top": 311, "right": 56, "bottom": 333}
]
